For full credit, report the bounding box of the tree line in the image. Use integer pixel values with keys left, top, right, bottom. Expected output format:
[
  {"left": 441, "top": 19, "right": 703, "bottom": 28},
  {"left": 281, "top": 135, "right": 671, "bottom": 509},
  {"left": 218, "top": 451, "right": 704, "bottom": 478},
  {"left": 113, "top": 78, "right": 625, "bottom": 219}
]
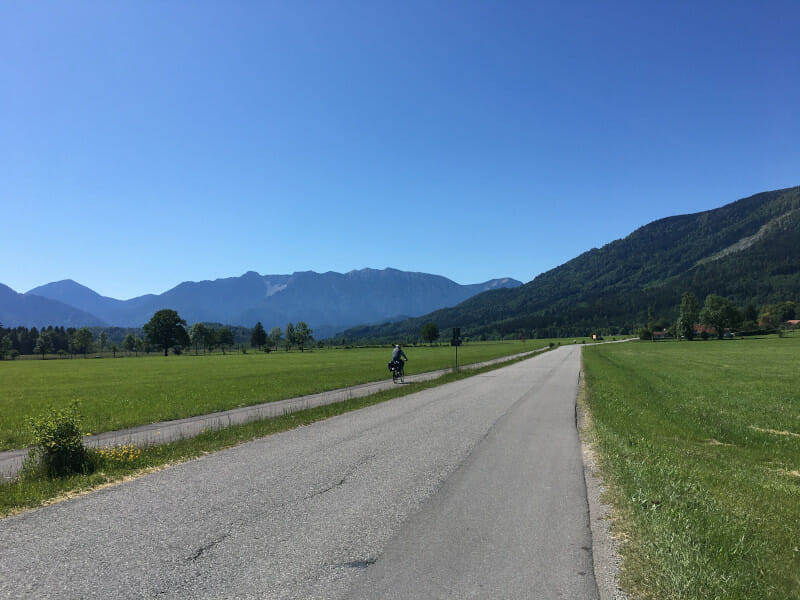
[
  {"left": 142, "top": 310, "right": 315, "bottom": 356},
  {"left": 640, "top": 293, "right": 798, "bottom": 340},
  {"left": 0, "top": 309, "right": 316, "bottom": 359}
]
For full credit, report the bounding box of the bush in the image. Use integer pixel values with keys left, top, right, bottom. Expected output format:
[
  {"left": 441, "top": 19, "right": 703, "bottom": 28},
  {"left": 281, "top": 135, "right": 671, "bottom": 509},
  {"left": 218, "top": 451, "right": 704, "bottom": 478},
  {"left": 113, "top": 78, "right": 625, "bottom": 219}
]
[{"left": 22, "top": 402, "right": 93, "bottom": 479}]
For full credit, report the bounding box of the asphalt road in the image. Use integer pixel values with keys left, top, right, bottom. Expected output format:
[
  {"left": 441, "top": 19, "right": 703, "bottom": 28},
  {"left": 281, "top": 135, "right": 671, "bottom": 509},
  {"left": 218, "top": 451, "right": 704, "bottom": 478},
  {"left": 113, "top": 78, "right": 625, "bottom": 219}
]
[
  {"left": 0, "top": 344, "right": 596, "bottom": 599},
  {"left": 0, "top": 347, "right": 546, "bottom": 480}
]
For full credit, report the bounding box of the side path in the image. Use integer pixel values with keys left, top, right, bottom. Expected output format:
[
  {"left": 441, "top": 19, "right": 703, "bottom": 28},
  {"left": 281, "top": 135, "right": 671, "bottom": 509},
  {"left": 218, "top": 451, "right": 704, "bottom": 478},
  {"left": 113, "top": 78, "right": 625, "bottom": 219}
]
[{"left": 0, "top": 347, "right": 549, "bottom": 479}]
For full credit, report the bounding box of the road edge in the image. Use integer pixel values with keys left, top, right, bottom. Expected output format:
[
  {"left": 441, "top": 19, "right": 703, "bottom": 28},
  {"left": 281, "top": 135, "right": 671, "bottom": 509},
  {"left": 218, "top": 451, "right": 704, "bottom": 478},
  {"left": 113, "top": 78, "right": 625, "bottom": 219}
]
[{"left": 577, "top": 367, "right": 631, "bottom": 600}]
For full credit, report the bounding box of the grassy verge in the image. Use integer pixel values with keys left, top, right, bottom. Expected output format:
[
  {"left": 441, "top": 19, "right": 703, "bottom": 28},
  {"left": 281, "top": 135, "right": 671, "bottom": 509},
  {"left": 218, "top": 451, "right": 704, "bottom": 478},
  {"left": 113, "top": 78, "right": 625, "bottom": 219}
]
[
  {"left": 582, "top": 337, "right": 800, "bottom": 599},
  {"left": 0, "top": 340, "right": 560, "bottom": 450},
  {"left": 1, "top": 352, "right": 539, "bottom": 518}
]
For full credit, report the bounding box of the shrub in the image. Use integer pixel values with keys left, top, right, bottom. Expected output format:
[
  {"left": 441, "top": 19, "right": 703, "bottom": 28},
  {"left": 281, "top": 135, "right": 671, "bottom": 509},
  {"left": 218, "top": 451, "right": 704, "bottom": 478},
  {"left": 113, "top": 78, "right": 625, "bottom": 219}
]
[{"left": 22, "top": 401, "right": 93, "bottom": 479}]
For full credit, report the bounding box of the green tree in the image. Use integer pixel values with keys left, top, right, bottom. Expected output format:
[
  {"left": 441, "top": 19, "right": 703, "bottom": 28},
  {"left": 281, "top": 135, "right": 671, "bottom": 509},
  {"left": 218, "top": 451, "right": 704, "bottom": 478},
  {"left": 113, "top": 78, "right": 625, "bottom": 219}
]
[
  {"left": 217, "top": 327, "right": 234, "bottom": 354},
  {"left": 122, "top": 333, "right": 136, "bottom": 355},
  {"left": 677, "top": 292, "right": 699, "bottom": 340},
  {"left": 72, "top": 327, "right": 94, "bottom": 358},
  {"left": 647, "top": 305, "right": 656, "bottom": 331},
  {"left": 741, "top": 304, "right": 759, "bottom": 330},
  {"left": 98, "top": 331, "right": 108, "bottom": 352},
  {"left": 269, "top": 326, "right": 283, "bottom": 351},
  {"left": 189, "top": 323, "right": 208, "bottom": 355},
  {"left": 34, "top": 331, "right": 53, "bottom": 359},
  {"left": 0, "top": 334, "right": 11, "bottom": 360},
  {"left": 204, "top": 327, "right": 218, "bottom": 353},
  {"left": 143, "top": 309, "right": 190, "bottom": 356},
  {"left": 134, "top": 336, "right": 146, "bottom": 355},
  {"left": 743, "top": 304, "right": 758, "bottom": 323},
  {"left": 294, "top": 321, "right": 313, "bottom": 352},
  {"left": 759, "top": 301, "right": 796, "bottom": 329},
  {"left": 251, "top": 321, "right": 267, "bottom": 350},
  {"left": 700, "top": 294, "right": 739, "bottom": 339},
  {"left": 421, "top": 322, "right": 440, "bottom": 345},
  {"left": 284, "top": 323, "right": 295, "bottom": 351}
]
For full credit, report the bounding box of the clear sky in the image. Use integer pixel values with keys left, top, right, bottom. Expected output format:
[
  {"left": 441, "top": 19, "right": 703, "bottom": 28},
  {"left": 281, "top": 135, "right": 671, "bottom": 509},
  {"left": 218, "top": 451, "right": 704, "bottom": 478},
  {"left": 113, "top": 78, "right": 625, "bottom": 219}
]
[{"left": 2, "top": 1, "right": 798, "bottom": 300}]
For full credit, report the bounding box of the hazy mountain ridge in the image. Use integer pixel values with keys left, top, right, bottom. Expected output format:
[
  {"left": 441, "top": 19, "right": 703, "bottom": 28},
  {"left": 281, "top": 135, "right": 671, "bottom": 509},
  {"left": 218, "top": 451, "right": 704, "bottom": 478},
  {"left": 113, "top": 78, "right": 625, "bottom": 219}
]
[
  {"left": 3, "top": 269, "right": 521, "bottom": 337},
  {"left": 0, "top": 283, "right": 107, "bottom": 328},
  {"left": 8, "top": 186, "right": 797, "bottom": 340},
  {"left": 343, "top": 186, "right": 800, "bottom": 340}
]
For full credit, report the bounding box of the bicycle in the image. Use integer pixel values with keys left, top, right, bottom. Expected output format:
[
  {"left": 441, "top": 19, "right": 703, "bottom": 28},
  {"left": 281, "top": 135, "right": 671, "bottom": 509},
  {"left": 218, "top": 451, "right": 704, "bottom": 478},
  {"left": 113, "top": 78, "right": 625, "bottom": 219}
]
[{"left": 388, "top": 359, "right": 405, "bottom": 383}]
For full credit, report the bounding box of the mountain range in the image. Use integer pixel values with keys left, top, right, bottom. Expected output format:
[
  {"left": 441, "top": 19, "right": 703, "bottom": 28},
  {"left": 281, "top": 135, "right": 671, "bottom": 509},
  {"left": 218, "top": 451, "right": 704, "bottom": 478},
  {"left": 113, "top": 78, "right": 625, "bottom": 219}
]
[
  {"left": 4, "top": 185, "right": 798, "bottom": 342},
  {"left": 344, "top": 185, "right": 800, "bottom": 341},
  {"left": 0, "top": 270, "right": 522, "bottom": 339}
]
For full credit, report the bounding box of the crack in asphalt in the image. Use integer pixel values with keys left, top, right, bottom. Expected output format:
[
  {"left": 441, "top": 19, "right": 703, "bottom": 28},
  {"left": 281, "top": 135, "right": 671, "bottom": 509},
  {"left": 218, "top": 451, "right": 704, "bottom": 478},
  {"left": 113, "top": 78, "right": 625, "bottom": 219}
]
[
  {"left": 341, "top": 558, "right": 377, "bottom": 569},
  {"left": 187, "top": 532, "right": 232, "bottom": 562},
  {"left": 184, "top": 453, "right": 378, "bottom": 564},
  {"left": 315, "top": 452, "right": 377, "bottom": 498}
]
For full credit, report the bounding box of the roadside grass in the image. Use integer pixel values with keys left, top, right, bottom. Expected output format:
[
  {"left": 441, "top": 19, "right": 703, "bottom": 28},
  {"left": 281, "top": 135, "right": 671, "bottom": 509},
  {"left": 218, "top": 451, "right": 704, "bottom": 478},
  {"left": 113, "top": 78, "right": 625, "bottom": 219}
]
[
  {"left": 0, "top": 352, "right": 539, "bottom": 517},
  {"left": 582, "top": 337, "right": 800, "bottom": 599},
  {"left": 0, "top": 340, "right": 561, "bottom": 451}
]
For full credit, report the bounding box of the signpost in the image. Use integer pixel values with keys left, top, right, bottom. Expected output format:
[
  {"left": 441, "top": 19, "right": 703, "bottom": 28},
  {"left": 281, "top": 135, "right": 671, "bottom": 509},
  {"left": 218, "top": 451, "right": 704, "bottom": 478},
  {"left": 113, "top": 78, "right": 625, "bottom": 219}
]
[{"left": 451, "top": 327, "right": 462, "bottom": 370}]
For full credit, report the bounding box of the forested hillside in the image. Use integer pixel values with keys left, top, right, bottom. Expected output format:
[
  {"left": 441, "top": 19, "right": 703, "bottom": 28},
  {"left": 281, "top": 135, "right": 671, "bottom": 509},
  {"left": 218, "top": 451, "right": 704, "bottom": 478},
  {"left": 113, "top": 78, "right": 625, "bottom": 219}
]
[{"left": 343, "top": 186, "right": 800, "bottom": 341}]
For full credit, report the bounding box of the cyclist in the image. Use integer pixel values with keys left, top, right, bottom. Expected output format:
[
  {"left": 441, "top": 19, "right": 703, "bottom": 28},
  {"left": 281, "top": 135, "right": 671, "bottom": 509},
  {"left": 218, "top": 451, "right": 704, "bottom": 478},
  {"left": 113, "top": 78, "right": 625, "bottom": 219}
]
[{"left": 390, "top": 344, "right": 407, "bottom": 374}]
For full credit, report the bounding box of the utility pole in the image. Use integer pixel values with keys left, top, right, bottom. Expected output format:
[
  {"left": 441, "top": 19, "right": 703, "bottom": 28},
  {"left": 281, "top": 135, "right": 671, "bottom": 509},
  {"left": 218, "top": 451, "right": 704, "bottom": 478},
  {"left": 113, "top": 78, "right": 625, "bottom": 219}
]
[{"left": 450, "top": 327, "right": 462, "bottom": 370}]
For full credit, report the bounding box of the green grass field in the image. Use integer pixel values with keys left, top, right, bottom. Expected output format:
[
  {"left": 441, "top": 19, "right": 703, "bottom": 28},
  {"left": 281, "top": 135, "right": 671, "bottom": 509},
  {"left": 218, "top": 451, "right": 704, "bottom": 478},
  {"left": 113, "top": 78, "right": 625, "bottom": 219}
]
[
  {"left": 582, "top": 337, "right": 800, "bottom": 599},
  {"left": 0, "top": 340, "right": 558, "bottom": 451}
]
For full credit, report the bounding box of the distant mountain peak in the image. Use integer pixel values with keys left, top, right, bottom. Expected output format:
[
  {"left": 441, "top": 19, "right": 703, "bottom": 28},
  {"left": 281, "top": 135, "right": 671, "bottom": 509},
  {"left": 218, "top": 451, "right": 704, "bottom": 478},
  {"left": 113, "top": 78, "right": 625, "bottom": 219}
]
[
  {"left": 2, "top": 267, "right": 522, "bottom": 334},
  {"left": 27, "top": 279, "right": 108, "bottom": 301}
]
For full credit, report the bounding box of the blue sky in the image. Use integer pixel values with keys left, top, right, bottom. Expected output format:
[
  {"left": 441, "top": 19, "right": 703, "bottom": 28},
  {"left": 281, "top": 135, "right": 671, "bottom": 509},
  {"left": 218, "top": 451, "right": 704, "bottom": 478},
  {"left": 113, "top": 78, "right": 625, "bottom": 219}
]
[{"left": 2, "top": 1, "right": 798, "bottom": 300}]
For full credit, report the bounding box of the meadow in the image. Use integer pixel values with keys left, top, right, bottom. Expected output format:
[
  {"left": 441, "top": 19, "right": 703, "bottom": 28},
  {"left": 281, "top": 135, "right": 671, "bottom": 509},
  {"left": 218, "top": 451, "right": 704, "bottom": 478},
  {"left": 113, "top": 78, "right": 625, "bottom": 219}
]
[
  {"left": 0, "top": 340, "right": 558, "bottom": 451},
  {"left": 582, "top": 337, "right": 800, "bottom": 599}
]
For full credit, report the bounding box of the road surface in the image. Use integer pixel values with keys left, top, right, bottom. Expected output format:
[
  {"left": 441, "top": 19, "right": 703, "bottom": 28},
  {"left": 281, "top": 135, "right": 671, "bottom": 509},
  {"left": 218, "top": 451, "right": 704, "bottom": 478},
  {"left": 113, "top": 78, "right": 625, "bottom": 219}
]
[
  {"left": 0, "top": 347, "right": 547, "bottom": 480},
  {"left": 0, "top": 345, "right": 596, "bottom": 599}
]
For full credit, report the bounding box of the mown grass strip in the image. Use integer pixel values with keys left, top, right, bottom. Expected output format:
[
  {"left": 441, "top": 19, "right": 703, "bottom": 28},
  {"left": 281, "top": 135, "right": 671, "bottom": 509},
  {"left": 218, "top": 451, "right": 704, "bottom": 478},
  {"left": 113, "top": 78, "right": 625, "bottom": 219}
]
[
  {"left": 582, "top": 337, "right": 800, "bottom": 600},
  {"left": 0, "top": 352, "right": 539, "bottom": 518}
]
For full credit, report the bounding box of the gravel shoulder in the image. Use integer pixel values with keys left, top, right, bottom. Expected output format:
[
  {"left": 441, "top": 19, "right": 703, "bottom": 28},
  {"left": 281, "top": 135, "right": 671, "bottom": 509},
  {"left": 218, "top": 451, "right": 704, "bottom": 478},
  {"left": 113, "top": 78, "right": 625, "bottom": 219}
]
[{"left": 577, "top": 370, "right": 631, "bottom": 600}]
